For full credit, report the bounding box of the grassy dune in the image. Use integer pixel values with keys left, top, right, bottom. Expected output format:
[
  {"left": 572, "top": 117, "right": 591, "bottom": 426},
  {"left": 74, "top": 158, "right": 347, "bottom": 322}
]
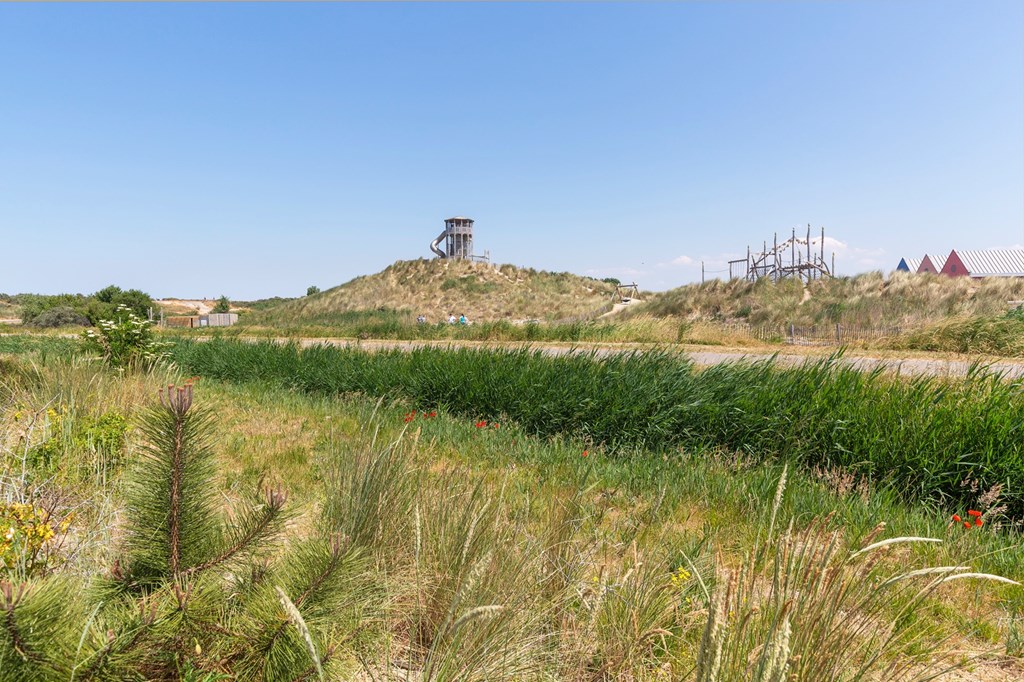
[
  {"left": 227, "top": 268, "right": 1024, "bottom": 357},
  {"left": 246, "top": 258, "right": 620, "bottom": 326},
  {"left": 243, "top": 258, "right": 618, "bottom": 327},
  {"left": 638, "top": 271, "right": 1024, "bottom": 328}
]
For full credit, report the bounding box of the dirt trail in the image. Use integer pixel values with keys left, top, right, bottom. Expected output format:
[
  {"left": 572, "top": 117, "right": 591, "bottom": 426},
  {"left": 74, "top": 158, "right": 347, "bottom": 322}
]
[
  {"left": 597, "top": 299, "right": 643, "bottom": 319},
  {"left": 156, "top": 299, "right": 214, "bottom": 315}
]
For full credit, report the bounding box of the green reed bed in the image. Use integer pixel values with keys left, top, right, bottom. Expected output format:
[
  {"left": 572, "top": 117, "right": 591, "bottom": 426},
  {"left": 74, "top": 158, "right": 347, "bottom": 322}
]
[
  {"left": 0, "top": 334, "right": 79, "bottom": 358},
  {"left": 227, "top": 317, "right": 636, "bottom": 343},
  {"left": 170, "top": 339, "right": 1024, "bottom": 516}
]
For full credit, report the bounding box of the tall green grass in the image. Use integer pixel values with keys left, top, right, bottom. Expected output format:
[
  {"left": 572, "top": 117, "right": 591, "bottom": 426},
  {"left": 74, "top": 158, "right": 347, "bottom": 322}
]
[
  {"left": 169, "top": 339, "right": 1024, "bottom": 516},
  {"left": 0, "top": 334, "right": 79, "bottom": 358},
  {"left": 223, "top": 311, "right": 673, "bottom": 344}
]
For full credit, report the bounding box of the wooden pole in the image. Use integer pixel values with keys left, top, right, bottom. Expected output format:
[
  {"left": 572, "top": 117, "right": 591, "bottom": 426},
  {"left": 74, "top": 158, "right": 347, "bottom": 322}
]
[
  {"left": 774, "top": 232, "right": 779, "bottom": 282},
  {"left": 805, "top": 224, "right": 811, "bottom": 283},
  {"left": 791, "top": 227, "right": 796, "bottom": 272}
]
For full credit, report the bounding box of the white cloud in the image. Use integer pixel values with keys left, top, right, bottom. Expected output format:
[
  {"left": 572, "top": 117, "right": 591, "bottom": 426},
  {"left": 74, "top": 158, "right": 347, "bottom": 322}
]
[
  {"left": 822, "top": 236, "right": 848, "bottom": 252},
  {"left": 671, "top": 255, "right": 694, "bottom": 266}
]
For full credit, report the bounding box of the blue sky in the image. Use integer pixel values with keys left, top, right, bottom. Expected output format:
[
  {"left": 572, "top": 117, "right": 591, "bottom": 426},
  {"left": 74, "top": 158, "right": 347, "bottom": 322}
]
[{"left": 2, "top": 2, "right": 1022, "bottom": 299}]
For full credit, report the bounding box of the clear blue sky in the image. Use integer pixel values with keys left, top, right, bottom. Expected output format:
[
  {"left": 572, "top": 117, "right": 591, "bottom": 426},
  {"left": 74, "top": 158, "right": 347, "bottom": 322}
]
[{"left": 2, "top": 2, "right": 1022, "bottom": 299}]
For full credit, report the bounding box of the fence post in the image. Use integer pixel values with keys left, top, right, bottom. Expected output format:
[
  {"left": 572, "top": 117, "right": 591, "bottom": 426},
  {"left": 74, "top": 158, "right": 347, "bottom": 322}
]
[
  {"left": 835, "top": 323, "right": 841, "bottom": 343},
  {"left": 789, "top": 323, "right": 794, "bottom": 342}
]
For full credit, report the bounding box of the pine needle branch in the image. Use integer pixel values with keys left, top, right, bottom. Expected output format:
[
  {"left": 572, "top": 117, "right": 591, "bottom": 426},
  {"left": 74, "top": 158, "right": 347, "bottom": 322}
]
[
  {"left": 163, "top": 386, "right": 191, "bottom": 577},
  {"left": 260, "top": 535, "right": 346, "bottom": 657},
  {"left": 290, "top": 644, "right": 337, "bottom": 682},
  {"left": 182, "top": 485, "right": 288, "bottom": 578},
  {"left": 77, "top": 597, "right": 157, "bottom": 681},
  {"left": 1, "top": 581, "right": 42, "bottom": 664}
]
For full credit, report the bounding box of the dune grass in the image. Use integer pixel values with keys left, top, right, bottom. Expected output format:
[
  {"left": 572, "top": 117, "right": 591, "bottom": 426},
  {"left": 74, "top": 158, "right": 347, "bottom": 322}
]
[
  {"left": 891, "top": 314, "right": 1024, "bottom": 357},
  {"left": 247, "top": 258, "right": 620, "bottom": 326},
  {"left": 637, "top": 272, "right": 1024, "bottom": 329}
]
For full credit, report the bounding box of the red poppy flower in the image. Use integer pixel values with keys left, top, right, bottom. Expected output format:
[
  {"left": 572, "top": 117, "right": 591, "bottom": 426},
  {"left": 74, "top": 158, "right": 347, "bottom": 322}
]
[
  {"left": 975, "top": 518, "right": 983, "bottom": 527},
  {"left": 582, "top": 450, "right": 589, "bottom": 458},
  {"left": 492, "top": 423, "right": 500, "bottom": 429},
  {"left": 967, "top": 510, "right": 982, "bottom": 518},
  {"left": 952, "top": 514, "right": 962, "bottom": 522},
  {"left": 963, "top": 521, "right": 972, "bottom": 529}
]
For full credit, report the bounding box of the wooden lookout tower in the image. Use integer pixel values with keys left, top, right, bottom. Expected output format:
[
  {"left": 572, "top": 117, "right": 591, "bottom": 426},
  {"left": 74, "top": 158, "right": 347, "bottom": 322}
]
[{"left": 430, "top": 217, "right": 475, "bottom": 260}]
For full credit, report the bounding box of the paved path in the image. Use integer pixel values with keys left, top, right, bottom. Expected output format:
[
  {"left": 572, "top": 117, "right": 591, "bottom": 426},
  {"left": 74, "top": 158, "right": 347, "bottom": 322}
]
[{"left": 683, "top": 349, "right": 1024, "bottom": 379}]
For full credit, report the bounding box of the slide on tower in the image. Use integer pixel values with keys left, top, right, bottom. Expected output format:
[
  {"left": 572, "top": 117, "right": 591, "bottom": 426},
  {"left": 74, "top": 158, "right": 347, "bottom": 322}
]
[{"left": 430, "top": 230, "right": 448, "bottom": 258}]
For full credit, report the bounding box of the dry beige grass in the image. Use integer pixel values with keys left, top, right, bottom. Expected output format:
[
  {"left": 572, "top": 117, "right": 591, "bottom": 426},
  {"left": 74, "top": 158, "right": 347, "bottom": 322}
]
[
  {"left": 0, "top": 300, "right": 20, "bottom": 323},
  {"left": 256, "top": 258, "right": 619, "bottom": 324},
  {"left": 637, "top": 272, "right": 1024, "bottom": 329}
]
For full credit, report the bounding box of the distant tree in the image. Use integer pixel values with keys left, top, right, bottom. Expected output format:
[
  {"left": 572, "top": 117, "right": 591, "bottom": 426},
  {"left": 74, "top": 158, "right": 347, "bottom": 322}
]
[
  {"left": 602, "top": 277, "right": 621, "bottom": 286},
  {"left": 212, "top": 295, "right": 231, "bottom": 313},
  {"left": 86, "top": 287, "right": 154, "bottom": 325},
  {"left": 307, "top": 285, "right": 321, "bottom": 296},
  {"left": 94, "top": 285, "right": 123, "bottom": 303}
]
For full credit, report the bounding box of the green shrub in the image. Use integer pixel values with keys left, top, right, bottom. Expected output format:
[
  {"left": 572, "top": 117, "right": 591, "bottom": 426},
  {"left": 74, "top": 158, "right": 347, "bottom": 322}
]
[
  {"left": 81, "top": 306, "right": 169, "bottom": 369},
  {"left": 29, "top": 306, "right": 89, "bottom": 328},
  {"left": 16, "top": 287, "right": 153, "bottom": 327},
  {"left": 18, "top": 294, "right": 86, "bottom": 324}
]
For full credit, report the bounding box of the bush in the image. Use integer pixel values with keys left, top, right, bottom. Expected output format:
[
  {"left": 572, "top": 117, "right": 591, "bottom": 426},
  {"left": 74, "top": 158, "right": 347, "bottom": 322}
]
[
  {"left": 29, "top": 306, "right": 90, "bottom": 328},
  {"left": 15, "top": 287, "right": 154, "bottom": 326},
  {"left": 212, "top": 295, "right": 231, "bottom": 314},
  {"left": 0, "top": 501, "right": 73, "bottom": 578},
  {"left": 18, "top": 294, "right": 86, "bottom": 324},
  {"left": 81, "top": 305, "right": 169, "bottom": 369},
  {"left": 306, "top": 285, "right": 320, "bottom": 296}
]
